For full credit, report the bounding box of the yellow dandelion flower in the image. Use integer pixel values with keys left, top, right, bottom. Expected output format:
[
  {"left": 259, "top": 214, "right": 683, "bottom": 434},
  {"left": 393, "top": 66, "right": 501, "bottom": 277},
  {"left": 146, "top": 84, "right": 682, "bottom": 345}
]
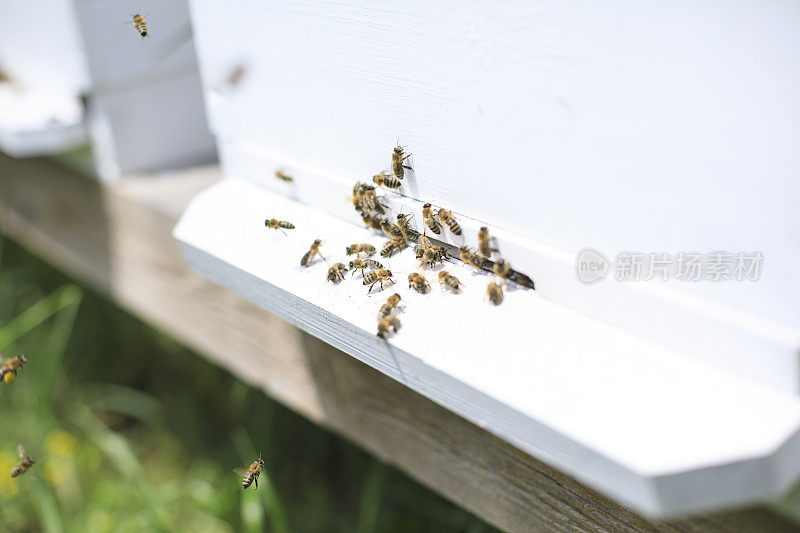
[{"left": 45, "top": 430, "right": 77, "bottom": 458}]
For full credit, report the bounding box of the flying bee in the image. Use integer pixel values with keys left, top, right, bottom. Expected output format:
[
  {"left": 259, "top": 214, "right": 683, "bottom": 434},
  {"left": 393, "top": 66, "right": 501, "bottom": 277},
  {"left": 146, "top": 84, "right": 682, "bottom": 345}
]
[
  {"left": 363, "top": 269, "right": 395, "bottom": 293},
  {"left": 1, "top": 354, "right": 27, "bottom": 384},
  {"left": 264, "top": 218, "right": 295, "bottom": 235},
  {"left": 438, "top": 271, "right": 462, "bottom": 293},
  {"left": 233, "top": 455, "right": 265, "bottom": 490},
  {"left": 373, "top": 171, "right": 402, "bottom": 189},
  {"left": 10, "top": 445, "right": 35, "bottom": 479},
  {"left": 478, "top": 227, "right": 498, "bottom": 258},
  {"left": 346, "top": 243, "right": 376, "bottom": 256},
  {"left": 391, "top": 143, "right": 413, "bottom": 179},
  {"left": 379, "top": 293, "right": 402, "bottom": 318},
  {"left": 408, "top": 272, "right": 430, "bottom": 294},
  {"left": 349, "top": 257, "right": 383, "bottom": 277},
  {"left": 125, "top": 13, "right": 151, "bottom": 39},
  {"left": 327, "top": 263, "right": 348, "bottom": 283},
  {"left": 377, "top": 315, "right": 401, "bottom": 339},
  {"left": 275, "top": 169, "right": 293, "bottom": 182},
  {"left": 436, "top": 209, "right": 462, "bottom": 236},
  {"left": 300, "top": 239, "right": 325, "bottom": 267},
  {"left": 422, "top": 203, "right": 441, "bottom": 234},
  {"left": 486, "top": 280, "right": 504, "bottom": 306}
]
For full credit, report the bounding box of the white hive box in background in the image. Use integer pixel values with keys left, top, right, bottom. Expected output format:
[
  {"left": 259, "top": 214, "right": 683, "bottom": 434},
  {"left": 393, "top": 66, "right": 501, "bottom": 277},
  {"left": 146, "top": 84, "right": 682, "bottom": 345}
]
[
  {"left": 0, "top": 0, "right": 216, "bottom": 178},
  {"left": 177, "top": 0, "right": 800, "bottom": 517}
]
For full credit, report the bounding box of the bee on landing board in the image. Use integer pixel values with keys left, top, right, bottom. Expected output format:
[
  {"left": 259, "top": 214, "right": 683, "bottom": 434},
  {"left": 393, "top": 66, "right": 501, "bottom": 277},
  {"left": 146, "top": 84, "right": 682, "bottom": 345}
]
[
  {"left": 380, "top": 235, "right": 406, "bottom": 258},
  {"left": 346, "top": 243, "right": 376, "bottom": 256},
  {"left": 377, "top": 315, "right": 401, "bottom": 339},
  {"left": 363, "top": 269, "right": 395, "bottom": 293},
  {"left": 486, "top": 280, "right": 505, "bottom": 306},
  {"left": 373, "top": 171, "right": 402, "bottom": 189},
  {"left": 478, "top": 227, "right": 498, "bottom": 258},
  {"left": 379, "top": 293, "right": 402, "bottom": 319},
  {"left": 10, "top": 445, "right": 35, "bottom": 479},
  {"left": 396, "top": 214, "right": 421, "bottom": 243},
  {"left": 421, "top": 203, "right": 441, "bottom": 235},
  {"left": 408, "top": 272, "right": 430, "bottom": 294},
  {"left": 233, "top": 455, "right": 265, "bottom": 490},
  {"left": 275, "top": 170, "right": 293, "bottom": 182},
  {"left": 301, "top": 239, "right": 325, "bottom": 267},
  {"left": 391, "top": 143, "right": 413, "bottom": 180},
  {"left": 438, "top": 271, "right": 462, "bottom": 293},
  {"left": 349, "top": 257, "right": 383, "bottom": 277},
  {"left": 264, "top": 218, "right": 295, "bottom": 235},
  {"left": 125, "top": 13, "right": 151, "bottom": 39},
  {"left": 436, "top": 209, "right": 462, "bottom": 236},
  {"left": 327, "top": 263, "right": 348, "bottom": 283},
  {"left": 1, "top": 354, "right": 27, "bottom": 384}
]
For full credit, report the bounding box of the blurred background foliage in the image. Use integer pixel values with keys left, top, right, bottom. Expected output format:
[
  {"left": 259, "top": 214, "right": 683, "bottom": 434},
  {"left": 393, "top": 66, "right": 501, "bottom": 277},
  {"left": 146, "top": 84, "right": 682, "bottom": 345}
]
[{"left": 0, "top": 237, "right": 497, "bottom": 533}]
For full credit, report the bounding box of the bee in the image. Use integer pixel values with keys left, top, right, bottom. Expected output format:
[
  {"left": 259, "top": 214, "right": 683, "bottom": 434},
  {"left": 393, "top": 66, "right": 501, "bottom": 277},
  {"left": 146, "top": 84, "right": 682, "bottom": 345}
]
[
  {"left": 327, "top": 263, "right": 348, "bottom": 283},
  {"left": 379, "top": 293, "right": 402, "bottom": 318},
  {"left": 346, "top": 243, "right": 376, "bottom": 256},
  {"left": 493, "top": 259, "right": 513, "bottom": 282},
  {"left": 436, "top": 209, "right": 462, "bottom": 236},
  {"left": 10, "top": 445, "right": 35, "bottom": 479},
  {"left": 422, "top": 203, "right": 441, "bottom": 234},
  {"left": 363, "top": 269, "right": 395, "bottom": 293},
  {"left": 396, "top": 214, "right": 421, "bottom": 243},
  {"left": 1, "top": 354, "right": 27, "bottom": 384},
  {"left": 233, "top": 455, "right": 265, "bottom": 490},
  {"left": 438, "top": 271, "right": 462, "bottom": 293},
  {"left": 408, "top": 272, "right": 430, "bottom": 294},
  {"left": 415, "top": 243, "right": 446, "bottom": 268},
  {"left": 264, "top": 218, "right": 295, "bottom": 234},
  {"left": 373, "top": 171, "right": 402, "bottom": 189},
  {"left": 380, "top": 219, "right": 403, "bottom": 239},
  {"left": 349, "top": 257, "right": 384, "bottom": 277},
  {"left": 458, "top": 246, "right": 490, "bottom": 270},
  {"left": 362, "top": 187, "right": 386, "bottom": 214},
  {"left": 486, "top": 280, "right": 504, "bottom": 306},
  {"left": 377, "top": 315, "right": 401, "bottom": 339},
  {"left": 391, "top": 143, "right": 413, "bottom": 179},
  {"left": 301, "top": 239, "right": 325, "bottom": 267},
  {"left": 478, "top": 227, "right": 498, "bottom": 258},
  {"left": 125, "top": 13, "right": 151, "bottom": 39},
  {"left": 361, "top": 213, "right": 385, "bottom": 231},
  {"left": 381, "top": 233, "right": 407, "bottom": 257},
  {"left": 275, "top": 170, "right": 293, "bottom": 182}
]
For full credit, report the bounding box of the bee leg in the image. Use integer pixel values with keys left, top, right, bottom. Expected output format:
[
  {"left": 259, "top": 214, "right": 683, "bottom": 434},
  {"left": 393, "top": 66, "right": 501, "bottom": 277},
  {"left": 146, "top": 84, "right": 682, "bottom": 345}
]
[
  {"left": 368, "top": 281, "right": 379, "bottom": 293},
  {"left": 254, "top": 476, "right": 258, "bottom": 490}
]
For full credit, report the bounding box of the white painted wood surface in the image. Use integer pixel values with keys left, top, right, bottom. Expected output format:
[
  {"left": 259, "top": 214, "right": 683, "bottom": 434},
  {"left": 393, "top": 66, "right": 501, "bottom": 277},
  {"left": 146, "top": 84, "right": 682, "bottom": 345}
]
[
  {"left": 187, "top": 0, "right": 800, "bottom": 390},
  {"left": 174, "top": 177, "right": 800, "bottom": 517}
]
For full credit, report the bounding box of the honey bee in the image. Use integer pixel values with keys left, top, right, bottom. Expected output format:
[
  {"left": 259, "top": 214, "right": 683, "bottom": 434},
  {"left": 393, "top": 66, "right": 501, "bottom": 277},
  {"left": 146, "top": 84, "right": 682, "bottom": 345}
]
[
  {"left": 415, "top": 242, "right": 446, "bottom": 268},
  {"left": 349, "top": 257, "right": 383, "bottom": 277},
  {"left": 264, "top": 218, "right": 295, "bottom": 234},
  {"left": 275, "top": 170, "right": 293, "bottom": 182},
  {"left": 486, "top": 280, "right": 504, "bottom": 306},
  {"left": 438, "top": 271, "right": 462, "bottom": 293},
  {"left": 361, "top": 213, "right": 385, "bottom": 231},
  {"left": 125, "top": 13, "right": 151, "bottom": 39},
  {"left": 379, "top": 293, "right": 402, "bottom": 318},
  {"left": 327, "top": 263, "right": 348, "bottom": 283},
  {"left": 233, "top": 455, "right": 265, "bottom": 490},
  {"left": 478, "top": 227, "right": 498, "bottom": 258},
  {"left": 1, "top": 354, "right": 27, "bottom": 384},
  {"left": 380, "top": 235, "right": 406, "bottom": 258},
  {"left": 407, "top": 272, "right": 430, "bottom": 294},
  {"left": 436, "top": 209, "right": 462, "bottom": 236},
  {"left": 421, "top": 203, "right": 441, "bottom": 234},
  {"left": 458, "top": 246, "right": 489, "bottom": 270},
  {"left": 301, "top": 239, "right": 325, "bottom": 267},
  {"left": 373, "top": 171, "right": 402, "bottom": 189},
  {"left": 377, "top": 315, "right": 401, "bottom": 339},
  {"left": 493, "top": 259, "right": 513, "bottom": 282},
  {"left": 363, "top": 269, "right": 395, "bottom": 293},
  {"left": 396, "top": 214, "right": 421, "bottom": 243},
  {"left": 346, "top": 243, "right": 376, "bottom": 256},
  {"left": 380, "top": 219, "right": 403, "bottom": 239},
  {"left": 10, "top": 445, "right": 35, "bottom": 479},
  {"left": 362, "top": 187, "right": 386, "bottom": 214},
  {"left": 391, "top": 143, "right": 413, "bottom": 179}
]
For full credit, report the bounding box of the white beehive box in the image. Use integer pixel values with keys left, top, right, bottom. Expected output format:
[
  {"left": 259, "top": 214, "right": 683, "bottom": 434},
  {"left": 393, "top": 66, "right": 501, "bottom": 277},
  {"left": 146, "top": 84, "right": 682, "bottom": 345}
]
[
  {"left": 176, "top": 0, "right": 800, "bottom": 517},
  {"left": 0, "top": 0, "right": 215, "bottom": 178}
]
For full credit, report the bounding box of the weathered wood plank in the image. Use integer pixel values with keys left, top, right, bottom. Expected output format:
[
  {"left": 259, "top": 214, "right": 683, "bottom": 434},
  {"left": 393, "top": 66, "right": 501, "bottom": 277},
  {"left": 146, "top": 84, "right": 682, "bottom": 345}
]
[{"left": 0, "top": 153, "right": 795, "bottom": 532}]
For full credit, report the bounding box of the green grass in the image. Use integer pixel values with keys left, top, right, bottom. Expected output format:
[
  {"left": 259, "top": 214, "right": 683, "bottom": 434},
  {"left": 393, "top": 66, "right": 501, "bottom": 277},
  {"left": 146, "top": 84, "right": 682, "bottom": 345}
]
[{"left": 0, "top": 238, "right": 497, "bottom": 533}]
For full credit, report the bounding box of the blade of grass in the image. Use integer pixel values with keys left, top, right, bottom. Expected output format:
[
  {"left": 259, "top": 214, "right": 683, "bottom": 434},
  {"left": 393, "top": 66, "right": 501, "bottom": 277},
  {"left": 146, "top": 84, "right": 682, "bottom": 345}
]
[
  {"left": 232, "top": 427, "right": 289, "bottom": 533},
  {"left": 355, "top": 459, "right": 387, "bottom": 533},
  {"left": 32, "top": 476, "right": 65, "bottom": 533},
  {"left": 0, "top": 284, "right": 82, "bottom": 351}
]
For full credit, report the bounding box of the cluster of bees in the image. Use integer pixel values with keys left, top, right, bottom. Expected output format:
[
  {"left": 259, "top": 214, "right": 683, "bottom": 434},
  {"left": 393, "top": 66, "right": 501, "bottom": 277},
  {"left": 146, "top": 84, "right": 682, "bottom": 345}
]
[
  {"left": 266, "top": 142, "right": 535, "bottom": 340},
  {"left": 0, "top": 354, "right": 36, "bottom": 479}
]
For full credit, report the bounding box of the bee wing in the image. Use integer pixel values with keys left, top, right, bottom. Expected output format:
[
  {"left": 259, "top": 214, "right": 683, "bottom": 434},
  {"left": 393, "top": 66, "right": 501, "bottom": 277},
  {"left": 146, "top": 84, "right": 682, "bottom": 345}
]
[
  {"left": 232, "top": 467, "right": 251, "bottom": 476},
  {"left": 17, "top": 444, "right": 25, "bottom": 458}
]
